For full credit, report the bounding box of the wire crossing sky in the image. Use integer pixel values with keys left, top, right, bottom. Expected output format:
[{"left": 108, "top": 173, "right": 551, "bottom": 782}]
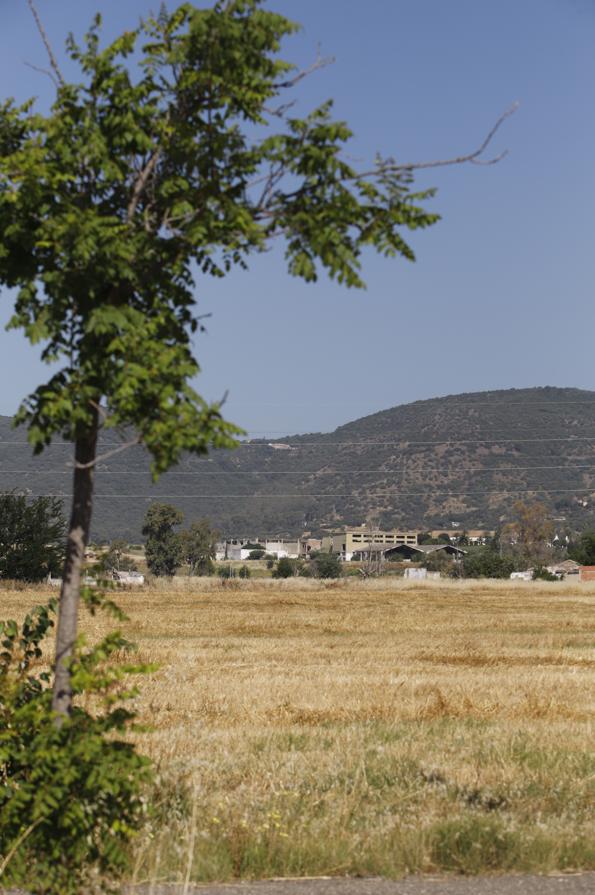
[{"left": 1, "top": 0, "right": 594, "bottom": 436}]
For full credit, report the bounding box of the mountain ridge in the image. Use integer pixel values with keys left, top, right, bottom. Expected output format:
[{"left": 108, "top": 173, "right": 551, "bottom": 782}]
[{"left": 1, "top": 386, "right": 595, "bottom": 540}]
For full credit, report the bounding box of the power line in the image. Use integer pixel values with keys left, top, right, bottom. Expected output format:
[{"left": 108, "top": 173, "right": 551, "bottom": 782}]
[
  {"left": 4, "top": 435, "right": 595, "bottom": 447},
  {"left": 2, "top": 463, "right": 595, "bottom": 475},
  {"left": 239, "top": 438, "right": 595, "bottom": 446},
  {"left": 244, "top": 423, "right": 595, "bottom": 434},
  {"left": 240, "top": 430, "right": 595, "bottom": 438},
  {"left": 10, "top": 486, "right": 595, "bottom": 499},
  {"left": 195, "top": 400, "right": 595, "bottom": 407}
]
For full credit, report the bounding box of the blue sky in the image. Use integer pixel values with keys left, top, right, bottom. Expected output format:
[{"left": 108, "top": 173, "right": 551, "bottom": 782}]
[{"left": 1, "top": 0, "right": 594, "bottom": 436}]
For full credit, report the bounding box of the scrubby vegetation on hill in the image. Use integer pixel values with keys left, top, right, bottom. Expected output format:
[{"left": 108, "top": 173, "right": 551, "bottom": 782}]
[{"left": 2, "top": 386, "right": 595, "bottom": 540}]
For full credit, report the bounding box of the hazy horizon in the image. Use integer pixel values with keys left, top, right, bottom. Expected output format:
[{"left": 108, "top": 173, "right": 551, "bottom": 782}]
[{"left": 1, "top": 383, "right": 594, "bottom": 441}]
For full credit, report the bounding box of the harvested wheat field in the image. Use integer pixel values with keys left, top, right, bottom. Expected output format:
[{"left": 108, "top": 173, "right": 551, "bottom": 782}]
[{"left": 2, "top": 578, "right": 594, "bottom": 883}]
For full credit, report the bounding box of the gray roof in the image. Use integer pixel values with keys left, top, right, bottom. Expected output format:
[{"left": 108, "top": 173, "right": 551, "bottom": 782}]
[
  {"left": 352, "top": 543, "right": 390, "bottom": 554},
  {"left": 352, "top": 542, "right": 467, "bottom": 557},
  {"left": 385, "top": 543, "right": 467, "bottom": 556},
  {"left": 413, "top": 544, "right": 449, "bottom": 554},
  {"left": 352, "top": 542, "right": 467, "bottom": 558}
]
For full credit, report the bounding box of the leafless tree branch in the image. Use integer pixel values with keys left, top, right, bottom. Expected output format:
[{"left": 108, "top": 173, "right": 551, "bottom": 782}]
[
  {"left": 263, "top": 98, "right": 297, "bottom": 119},
  {"left": 26, "top": 0, "right": 65, "bottom": 87},
  {"left": 72, "top": 438, "right": 142, "bottom": 469},
  {"left": 274, "top": 46, "right": 335, "bottom": 89},
  {"left": 249, "top": 103, "right": 518, "bottom": 220},
  {"left": 23, "top": 59, "right": 59, "bottom": 88},
  {"left": 384, "top": 102, "right": 520, "bottom": 174},
  {"left": 256, "top": 161, "right": 288, "bottom": 210}
]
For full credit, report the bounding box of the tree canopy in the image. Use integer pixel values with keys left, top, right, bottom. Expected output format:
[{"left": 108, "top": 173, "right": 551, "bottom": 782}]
[
  {"left": 568, "top": 531, "right": 595, "bottom": 566},
  {"left": 181, "top": 518, "right": 219, "bottom": 575},
  {"left": 0, "top": 0, "right": 508, "bottom": 720},
  {"left": 0, "top": 0, "right": 439, "bottom": 473},
  {"left": 462, "top": 550, "right": 514, "bottom": 580},
  {"left": 0, "top": 493, "right": 65, "bottom": 581},
  {"left": 142, "top": 502, "right": 184, "bottom": 577},
  {"left": 501, "top": 500, "right": 554, "bottom": 567}
]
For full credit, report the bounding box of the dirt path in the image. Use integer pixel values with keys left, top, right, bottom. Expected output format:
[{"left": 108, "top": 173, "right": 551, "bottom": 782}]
[
  {"left": 4, "top": 871, "right": 594, "bottom": 894},
  {"left": 128, "top": 873, "right": 595, "bottom": 895}
]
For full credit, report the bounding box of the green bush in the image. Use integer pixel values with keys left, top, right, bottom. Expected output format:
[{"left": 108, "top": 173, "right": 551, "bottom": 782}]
[
  {"left": 247, "top": 549, "right": 265, "bottom": 560},
  {"left": 309, "top": 552, "right": 342, "bottom": 579},
  {"left": 238, "top": 564, "right": 251, "bottom": 579},
  {"left": 98, "top": 539, "right": 138, "bottom": 575},
  {"left": 532, "top": 565, "right": 558, "bottom": 581},
  {"left": 462, "top": 550, "right": 514, "bottom": 579},
  {"left": 0, "top": 493, "right": 65, "bottom": 582},
  {"left": 0, "top": 596, "right": 153, "bottom": 894},
  {"left": 272, "top": 557, "right": 304, "bottom": 578}
]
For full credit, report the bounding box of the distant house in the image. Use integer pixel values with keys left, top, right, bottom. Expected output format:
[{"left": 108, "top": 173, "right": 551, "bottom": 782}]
[
  {"left": 221, "top": 537, "right": 266, "bottom": 561},
  {"left": 511, "top": 559, "right": 580, "bottom": 581},
  {"left": 352, "top": 543, "right": 466, "bottom": 562},
  {"left": 384, "top": 543, "right": 466, "bottom": 562},
  {"left": 321, "top": 528, "right": 419, "bottom": 561},
  {"left": 49, "top": 571, "right": 145, "bottom": 586},
  {"left": 299, "top": 538, "right": 322, "bottom": 557},
  {"left": 349, "top": 543, "right": 391, "bottom": 562},
  {"left": 547, "top": 559, "right": 579, "bottom": 577},
  {"left": 430, "top": 529, "right": 494, "bottom": 545},
  {"left": 404, "top": 568, "right": 441, "bottom": 580},
  {"left": 225, "top": 543, "right": 260, "bottom": 561},
  {"left": 264, "top": 540, "right": 300, "bottom": 559},
  {"left": 221, "top": 537, "right": 300, "bottom": 560},
  {"left": 579, "top": 565, "right": 595, "bottom": 582}
]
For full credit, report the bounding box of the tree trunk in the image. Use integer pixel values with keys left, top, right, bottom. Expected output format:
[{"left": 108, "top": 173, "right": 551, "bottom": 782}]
[{"left": 51, "top": 406, "right": 99, "bottom": 719}]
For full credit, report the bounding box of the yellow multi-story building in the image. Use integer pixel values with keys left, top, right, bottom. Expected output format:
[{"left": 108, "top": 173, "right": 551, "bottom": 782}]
[{"left": 320, "top": 528, "right": 418, "bottom": 560}]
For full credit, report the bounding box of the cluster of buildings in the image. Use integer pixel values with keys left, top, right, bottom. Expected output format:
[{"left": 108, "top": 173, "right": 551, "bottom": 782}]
[
  {"left": 511, "top": 559, "right": 581, "bottom": 581},
  {"left": 216, "top": 525, "right": 594, "bottom": 581},
  {"left": 216, "top": 526, "right": 491, "bottom": 563},
  {"left": 216, "top": 536, "right": 322, "bottom": 562}
]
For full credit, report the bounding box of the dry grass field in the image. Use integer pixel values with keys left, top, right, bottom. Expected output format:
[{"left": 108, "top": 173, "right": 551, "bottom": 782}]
[{"left": 1, "top": 578, "right": 594, "bottom": 884}]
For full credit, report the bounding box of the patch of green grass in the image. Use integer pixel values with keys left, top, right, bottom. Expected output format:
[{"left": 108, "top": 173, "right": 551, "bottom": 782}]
[
  {"left": 429, "top": 816, "right": 520, "bottom": 873},
  {"left": 133, "top": 721, "right": 595, "bottom": 883}
]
